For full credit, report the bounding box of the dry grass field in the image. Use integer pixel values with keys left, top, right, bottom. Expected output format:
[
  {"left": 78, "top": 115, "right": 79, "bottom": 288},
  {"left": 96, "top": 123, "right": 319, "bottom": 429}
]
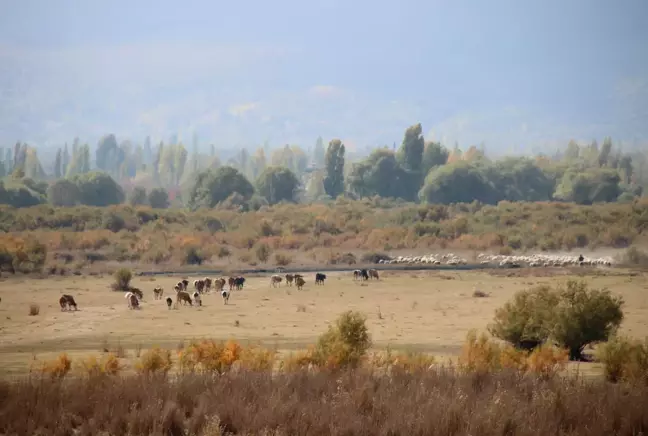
[{"left": 1, "top": 267, "right": 647, "bottom": 377}]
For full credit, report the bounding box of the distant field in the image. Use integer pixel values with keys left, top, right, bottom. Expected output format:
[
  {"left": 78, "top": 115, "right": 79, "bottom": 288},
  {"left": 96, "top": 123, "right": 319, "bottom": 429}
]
[{"left": 1, "top": 268, "right": 647, "bottom": 377}]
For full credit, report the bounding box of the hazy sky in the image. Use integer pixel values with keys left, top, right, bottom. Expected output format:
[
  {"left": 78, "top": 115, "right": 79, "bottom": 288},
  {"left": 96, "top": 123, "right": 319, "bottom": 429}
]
[{"left": 1, "top": 0, "right": 647, "bottom": 153}]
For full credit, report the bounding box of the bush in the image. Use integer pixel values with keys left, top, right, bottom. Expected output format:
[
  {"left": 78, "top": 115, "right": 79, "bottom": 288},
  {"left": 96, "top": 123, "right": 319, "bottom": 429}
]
[
  {"left": 255, "top": 242, "right": 271, "bottom": 263},
  {"left": 458, "top": 330, "right": 503, "bottom": 374},
  {"left": 274, "top": 252, "right": 292, "bottom": 266},
  {"left": 458, "top": 330, "right": 569, "bottom": 377},
  {"left": 78, "top": 353, "right": 122, "bottom": 377},
  {"left": 361, "top": 252, "right": 392, "bottom": 264},
  {"left": 552, "top": 280, "right": 624, "bottom": 360},
  {"left": 177, "top": 339, "right": 249, "bottom": 374},
  {"left": 112, "top": 268, "right": 132, "bottom": 291},
  {"left": 184, "top": 246, "right": 205, "bottom": 265},
  {"left": 135, "top": 347, "right": 173, "bottom": 376},
  {"left": 598, "top": 336, "right": 648, "bottom": 384},
  {"left": 28, "top": 303, "right": 40, "bottom": 316},
  {"left": 217, "top": 245, "right": 231, "bottom": 258},
  {"left": 39, "top": 353, "right": 72, "bottom": 379},
  {"left": 488, "top": 285, "right": 559, "bottom": 350},
  {"left": 314, "top": 310, "right": 372, "bottom": 369},
  {"left": 526, "top": 343, "right": 569, "bottom": 379}
]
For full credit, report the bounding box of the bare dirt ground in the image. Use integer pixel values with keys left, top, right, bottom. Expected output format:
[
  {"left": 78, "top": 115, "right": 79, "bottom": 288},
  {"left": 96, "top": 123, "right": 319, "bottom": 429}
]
[{"left": 1, "top": 268, "right": 647, "bottom": 377}]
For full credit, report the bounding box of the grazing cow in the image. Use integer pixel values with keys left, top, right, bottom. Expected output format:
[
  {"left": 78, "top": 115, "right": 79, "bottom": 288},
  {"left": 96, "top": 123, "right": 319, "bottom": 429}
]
[
  {"left": 270, "top": 275, "right": 283, "bottom": 287},
  {"left": 192, "top": 291, "right": 202, "bottom": 307},
  {"left": 295, "top": 276, "right": 306, "bottom": 290},
  {"left": 153, "top": 286, "right": 163, "bottom": 300},
  {"left": 285, "top": 274, "right": 294, "bottom": 286},
  {"left": 234, "top": 277, "right": 245, "bottom": 290},
  {"left": 128, "top": 293, "right": 140, "bottom": 310},
  {"left": 353, "top": 269, "right": 362, "bottom": 280},
  {"left": 213, "top": 277, "right": 226, "bottom": 292},
  {"left": 165, "top": 296, "right": 173, "bottom": 309},
  {"left": 59, "top": 294, "right": 78, "bottom": 311},
  {"left": 204, "top": 277, "right": 212, "bottom": 292},
  {"left": 194, "top": 279, "right": 206, "bottom": 294},
  {"left": 176, "top": 291, "right": 193, "bottom": 308},
  {"left": 221, "top": 289, "right": 230, "bottom": 305},
  {"left": 360, "top": 269, "right": 369, "bottom": 281},
  {"left": 130, "top": 288, "right": 144, "bottom": 300},
  {"left": 315, "top": 273, "right": 326, "bottom": 285},
  {"left": 368, "top": 269, "right": 379, "bottom": 280}
]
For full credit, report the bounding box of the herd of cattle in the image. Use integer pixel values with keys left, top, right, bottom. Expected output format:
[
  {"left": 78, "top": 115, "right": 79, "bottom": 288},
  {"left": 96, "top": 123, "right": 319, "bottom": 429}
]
[
  {"left": 53, "top": 250, "right": 613, "bottom": 314},
  {"left": 56, "top": 271, "right": 351, "bottom": 312},
  {"left": 379, "top": 252, "right": 615, "bottom": 268}
]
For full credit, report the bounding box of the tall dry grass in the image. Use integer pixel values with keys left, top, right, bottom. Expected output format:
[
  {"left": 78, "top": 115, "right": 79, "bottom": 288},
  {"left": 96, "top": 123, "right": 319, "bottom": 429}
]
[{"left": 1, "top": 369, "right": 647, "bottom": 436}]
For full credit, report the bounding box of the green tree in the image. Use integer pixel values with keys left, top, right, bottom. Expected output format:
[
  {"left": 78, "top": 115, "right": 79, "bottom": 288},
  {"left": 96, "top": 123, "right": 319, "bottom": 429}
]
[
  {"left": 348, "top": 149, "right": 409, "bottom": 199},
  {"left": 47, "top": 179, "right": 80, "bottom": 206},
  {"left": 96, "top": 134, "right": 121, "bottom": 174},
  {"left": 128, "top": 186, "right": 148, "bottom": 206},
  {"left": 187, "top": 166, "right": 254, "bottom": 210},
  {"left": 54, "top": 148, "right": 62, "bottom": 178},
  {"left": 62, "top": 143, "right": 69, "bottom": 176},
  {"left": 323, "top": 139, "right": 345, "bottom": 198},
  {"left": 419, "top": 161, "right": 499, "bottom": 204},
  {"left": 73, "top": 171, "right": 125, "bottom": 206},
  {"left": 598, "top": 137, "right": 613, "bottom": 167},
  {"left": 148, "top": 188, "right": 170, "bottom": 209},
  {"left": 397, "top": 123, "right": 425, "bottom": 172},
  {"left": 256, "top": 166, "right": 300, "bottom": 204},
  {"left": 488, "top": 286, "right": 560, "bottom": 350},
  {"left": 313, "top": 136, "right": 326, "bottom": 166},
  {"left": 421, "top": 141, "right": 449, "bottom": 175},
  {"left": 552, "top": 280, "right": 624, "bottom": 360}
]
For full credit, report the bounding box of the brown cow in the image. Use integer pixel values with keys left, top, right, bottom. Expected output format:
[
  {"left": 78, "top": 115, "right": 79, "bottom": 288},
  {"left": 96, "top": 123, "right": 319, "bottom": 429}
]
[
  {"left": 285, "top": 274, "right": 294, "bottom": 286},
  {"left": 368, "top": 269, "right": 379, "bottom": 280},
  {"left": 270, "top": 275, "right": 283, "bottom": 287},
  {"left": 176, "top": 291, "right": 193, "bottom": 308},
  {"left": 213, "top": 277, "right": 226, "bottom": 292},
  {"left": 59, "top": 294, "right": 78, "bottom": 311},
  {"left": 204, "top": 277, "right": 212, "bottom": 291},
  {"left": 228, "top": 276, "right": 236, "bottom": 291},
  {"left": 128, "top": 293, "right": 140, "bottom": 310},
  {"left": 130, "top": 287, "right": 144, "bottom": 300},
  {"left": 295, "top": 276, "right": 306, "bottom": 290},
  {"left": 194, "top": 279, "right": 206, "bottom": 293}
]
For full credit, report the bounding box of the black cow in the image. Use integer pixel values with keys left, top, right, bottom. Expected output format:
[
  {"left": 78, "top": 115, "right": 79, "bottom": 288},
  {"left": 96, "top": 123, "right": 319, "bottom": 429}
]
[
  {"left": 360, "top": 269, "right": 369, "bottom": 281},
  {"left": 234, "top": 276, "right": 245, "bottom": 290},
  {"left": 315, "top": 273, "right": 326, "bottom": 285}
]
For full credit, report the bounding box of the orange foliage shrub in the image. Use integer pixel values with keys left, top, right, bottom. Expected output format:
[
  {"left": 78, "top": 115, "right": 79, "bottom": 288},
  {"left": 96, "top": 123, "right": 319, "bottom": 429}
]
[
  {"left": 39, "top": 353, "right": 72, "bottom": 379},
  {"left": 135, "top": 347, "right": 173, "bottom": 375}
]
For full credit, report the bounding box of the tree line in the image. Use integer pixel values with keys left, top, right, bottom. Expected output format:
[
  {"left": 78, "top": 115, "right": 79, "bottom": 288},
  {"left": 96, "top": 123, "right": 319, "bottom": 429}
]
[{"left": 0, "top": 124, "right": 646, "bottom": 209}]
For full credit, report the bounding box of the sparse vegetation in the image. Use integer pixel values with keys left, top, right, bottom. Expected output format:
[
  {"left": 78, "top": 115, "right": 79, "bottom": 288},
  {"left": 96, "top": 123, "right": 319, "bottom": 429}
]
[
  {"left": 9, "top": 325, "right": 648, "bottom": 435},
  {"left": 598, "top": 336, "right": 648, "bottom": 384},
  {"left": 0, "top": 198, "right": 646, "bottom": 269},
  {"left": 111, "top": 268, "right": 132, "bottom": 291}
]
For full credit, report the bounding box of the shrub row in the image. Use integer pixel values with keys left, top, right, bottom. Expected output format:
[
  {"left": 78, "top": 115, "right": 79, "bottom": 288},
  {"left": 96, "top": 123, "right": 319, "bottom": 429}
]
[{"left": 1, "top": 199, "right": 647, "bottom": 268}]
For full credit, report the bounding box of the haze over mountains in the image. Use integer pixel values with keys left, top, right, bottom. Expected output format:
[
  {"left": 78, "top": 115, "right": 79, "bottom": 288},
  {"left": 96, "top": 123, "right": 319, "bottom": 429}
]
[{"left": 1, "top": 0, "right": 647, "bottom": 153}]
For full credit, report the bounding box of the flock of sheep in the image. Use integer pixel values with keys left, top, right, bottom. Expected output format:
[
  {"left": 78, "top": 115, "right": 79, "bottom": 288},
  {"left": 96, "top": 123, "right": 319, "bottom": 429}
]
[{"left": 379, "top": 252, "right": 615, "bottom": 268}]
